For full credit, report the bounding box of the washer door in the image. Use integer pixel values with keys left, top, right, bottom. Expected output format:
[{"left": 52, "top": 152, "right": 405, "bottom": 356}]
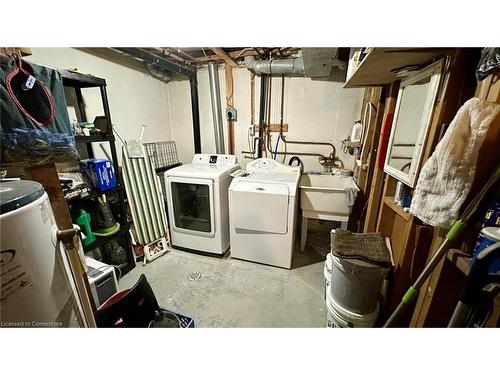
[
  {"left": 231, "top": 181, "right": 289, "bottom": 234},
  {"left": 167, "top": 177, "right": 215, "bottom": 237}
]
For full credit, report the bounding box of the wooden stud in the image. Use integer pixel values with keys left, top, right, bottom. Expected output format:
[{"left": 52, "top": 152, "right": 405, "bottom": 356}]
[
  {"left": 1, "top": 47, "right": 32, "bottom": 57},
  {"left": 225, "top": 63, "right": 235, "bottom": 154},
  {"left": 364, "top": 82, "right": 400, "bottom": 233},
  {"left": 26, "top": 163, "right": 97, "bottom": 327},
  {"left": 211, "top": 48, "right": 238, "bottom": 67},
  {"left": 253, "top": 124, "right": 289, "bottom": 132}
]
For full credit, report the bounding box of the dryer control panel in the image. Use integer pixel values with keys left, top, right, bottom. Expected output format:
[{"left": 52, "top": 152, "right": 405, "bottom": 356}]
[{"left": 192, "top": 154, "right": 237, "bottom": 166}]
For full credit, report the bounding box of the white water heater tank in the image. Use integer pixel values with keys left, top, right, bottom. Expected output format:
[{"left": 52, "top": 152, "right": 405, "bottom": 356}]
[{"left": 0, "top": 180, "right": 82, "bottom": 327}]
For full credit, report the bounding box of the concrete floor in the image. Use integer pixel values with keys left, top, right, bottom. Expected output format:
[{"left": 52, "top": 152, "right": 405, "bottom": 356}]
[{"left": 119, "top": 243, "right": 327, "bottom": 327}]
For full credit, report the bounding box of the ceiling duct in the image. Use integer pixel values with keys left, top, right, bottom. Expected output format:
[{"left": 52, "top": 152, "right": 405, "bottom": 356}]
[
  {"left": 244, "top": 55, "right": 304, "bottom": 76},
  {"left": 301, "top": 48, "right": 344, "bottom": 77}
]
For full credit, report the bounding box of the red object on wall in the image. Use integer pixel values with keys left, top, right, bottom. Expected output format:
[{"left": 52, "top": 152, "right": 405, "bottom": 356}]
[{"left": 376, "top": 113, "right": 394, "bottom": 170}]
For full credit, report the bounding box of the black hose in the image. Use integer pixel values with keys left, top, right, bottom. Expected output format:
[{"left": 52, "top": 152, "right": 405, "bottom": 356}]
[{"left": 288, "top": 156, "right": 303, "bottom": 172}]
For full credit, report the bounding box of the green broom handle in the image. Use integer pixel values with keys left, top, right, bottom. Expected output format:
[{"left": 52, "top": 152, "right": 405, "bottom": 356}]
[{"left": 384, "top": 163, "right": 500, "bottom": 327}]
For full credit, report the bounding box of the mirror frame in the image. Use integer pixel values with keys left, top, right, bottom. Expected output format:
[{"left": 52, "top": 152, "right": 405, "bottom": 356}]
[{"left": 384, "top": 59, "right": 444, "bottom": 188}]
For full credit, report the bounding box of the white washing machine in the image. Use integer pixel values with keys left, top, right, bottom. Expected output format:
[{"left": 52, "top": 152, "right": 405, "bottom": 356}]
[
  {"left": 165, "top": 154, "right": 239, "bottom": 254},
  {"left": 228, "top": 158, "right": 301, "bottom": 269}
]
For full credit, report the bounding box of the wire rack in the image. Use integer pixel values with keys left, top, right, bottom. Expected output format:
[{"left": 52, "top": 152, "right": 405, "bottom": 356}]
[
  {"left": 143, "top": 141, "right": 179, "bottom": 170},
  {"left": 143, "top": 141, "right": 180, "bottom": 204}
]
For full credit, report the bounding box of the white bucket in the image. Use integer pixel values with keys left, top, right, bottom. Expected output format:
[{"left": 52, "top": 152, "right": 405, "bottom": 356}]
[
  {"left": 326, "top": 291, "right": 379, "bottom": 328},
  {"left": 329, "top": 254, "right": 388, "bottom": 314},
  {"left": 323, "top": 253, "right": 333, "bottom": 300}
]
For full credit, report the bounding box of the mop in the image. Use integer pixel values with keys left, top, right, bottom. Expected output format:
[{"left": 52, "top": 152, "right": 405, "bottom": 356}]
[{"left": 384, "top": 163, "right": 500, "bottom": 327}]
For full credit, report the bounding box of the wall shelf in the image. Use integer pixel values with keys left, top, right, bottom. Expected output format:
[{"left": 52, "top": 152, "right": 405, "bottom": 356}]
[
  {"left": 61, "top": 69, "right": 106, "bottom": 88},
  {"left": 383, "top": 196, "right": 412, "bottom": 222},
  {"left": 344, "top": 48, "right": 450, "bottom": 88},
  {"left": 63, "top": 72, "right": 136, "bottom": 276},
  {"left": 66, "top": 185, "right": 124, "bottom": 202},
  {"left": 75, "top": 134, "right": 115, "bottom": 143}
]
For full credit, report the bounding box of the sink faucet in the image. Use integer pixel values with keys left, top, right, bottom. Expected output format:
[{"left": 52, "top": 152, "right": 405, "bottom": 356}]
[{"left": 318, "top": 153, "right": 340, "bottom": 174}]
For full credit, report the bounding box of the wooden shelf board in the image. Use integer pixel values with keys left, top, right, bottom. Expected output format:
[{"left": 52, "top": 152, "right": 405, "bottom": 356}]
[
  {"left": 344, "top": 48, "right": 450, "bottom": 88},
  {"left": 383, "top": 196, "right": 412, "bottom": 222},
  {"left": 446, "top": 248, "right": 472, "bottom": 276}
]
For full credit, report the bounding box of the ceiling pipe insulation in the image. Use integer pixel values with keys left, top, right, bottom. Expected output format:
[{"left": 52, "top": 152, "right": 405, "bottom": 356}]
[{"left": 244, "top": 55, "right": 305, "bottom": 76}]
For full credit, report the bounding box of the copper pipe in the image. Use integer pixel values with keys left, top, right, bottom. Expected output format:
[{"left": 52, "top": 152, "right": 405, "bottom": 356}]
[
  {"left": 279, "top": 135, "right": 336, "bottom": 158},
  {"left": 265, "top": 129, "right": 327, "bottom": 159}
]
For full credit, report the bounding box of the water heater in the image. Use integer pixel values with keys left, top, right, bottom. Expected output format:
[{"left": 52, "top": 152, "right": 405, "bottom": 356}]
[{"left": 0, "top": 180, "right": 82, "bottom": 327}]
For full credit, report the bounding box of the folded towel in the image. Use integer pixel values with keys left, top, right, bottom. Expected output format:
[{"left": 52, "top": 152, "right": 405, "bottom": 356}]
[
  {"left": 410, "top": 98, "right": 500, "bottom": 226},
  {"left": 331, "top": 229, "right": 392, "bottom": 268},
  {"left": 343, "top": 177, "right": 360, "bottom": 208}
]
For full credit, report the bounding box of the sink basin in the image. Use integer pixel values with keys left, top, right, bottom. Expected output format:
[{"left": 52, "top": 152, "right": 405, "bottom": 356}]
[
  {"left": 299, "top": 173, "right": 354, "bottom": 220},
  {"left": 299, "top": 173, "right": 357, "bottom": 252}
]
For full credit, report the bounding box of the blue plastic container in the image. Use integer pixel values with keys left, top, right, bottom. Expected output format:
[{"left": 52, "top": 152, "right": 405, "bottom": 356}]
[
  {"left": 472, "top": 227, "right": 500, "bottom": 273},
  {"left": 80, "top": 159, "right": 117, "bottom": 191}
]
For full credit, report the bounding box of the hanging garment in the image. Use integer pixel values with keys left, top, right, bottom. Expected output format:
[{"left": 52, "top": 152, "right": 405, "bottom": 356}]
[
  {"left": 410, "top": 97, "right": 500, "bottom": 226},
  {"left": 1, "top": 54, "right": 77, "bottom": 165},
  {"left": 0, "top": 54, "right": 70, "bottom": 133}
]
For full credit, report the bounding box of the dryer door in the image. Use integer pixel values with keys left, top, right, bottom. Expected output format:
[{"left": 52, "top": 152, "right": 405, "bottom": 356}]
[
  {"left": 231, "top": 181, "right": 289, "bottom": 234},
  {"left": 167, "top": 176, "right": 215, "bottom": 237}
]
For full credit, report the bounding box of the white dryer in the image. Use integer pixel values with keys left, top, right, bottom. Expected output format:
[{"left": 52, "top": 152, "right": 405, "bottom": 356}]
[
  {"left": 165, "top": 154, "right": 239, "bottom": 254},
  {"left": 228, "top": 158, "right": 301, "bottom": 269}
]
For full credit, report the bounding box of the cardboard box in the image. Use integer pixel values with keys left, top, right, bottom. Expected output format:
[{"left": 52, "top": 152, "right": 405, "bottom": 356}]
[{"left": 80, "top": 159, "right": 116, "bottom": 191}]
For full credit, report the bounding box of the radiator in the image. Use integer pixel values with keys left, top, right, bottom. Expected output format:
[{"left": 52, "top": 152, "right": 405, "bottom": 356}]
[{"left": 121, "top": 141, "right": 168, "bottom": 247}]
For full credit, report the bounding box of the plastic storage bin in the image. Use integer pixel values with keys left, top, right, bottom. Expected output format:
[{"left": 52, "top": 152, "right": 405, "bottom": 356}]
[{"left": 80, "top": 158, "right": 117, "bottom": 191}]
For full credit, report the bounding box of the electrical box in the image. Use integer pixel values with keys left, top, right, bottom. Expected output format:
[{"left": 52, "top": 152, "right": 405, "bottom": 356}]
[{"left": 226, "top": 107, "right": 237, "bottom": 121}]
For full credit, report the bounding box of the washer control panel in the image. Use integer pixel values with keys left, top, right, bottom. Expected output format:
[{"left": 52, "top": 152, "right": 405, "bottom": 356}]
[
  {"left": 192, "top": 154, "right": 237, "bottom": 166},
  {"left": 246, "top": 158, "right": 300, "bottom": 173}
]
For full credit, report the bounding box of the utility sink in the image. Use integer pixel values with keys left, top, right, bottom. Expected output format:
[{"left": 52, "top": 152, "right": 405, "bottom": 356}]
[{"left": 299, "top": 173, "right": 358, "bottom": 251}]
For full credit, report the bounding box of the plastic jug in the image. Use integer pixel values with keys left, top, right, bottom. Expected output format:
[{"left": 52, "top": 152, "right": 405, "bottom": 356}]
[{"left": 74, "top": 209, "right": 95, "bottom": 246}]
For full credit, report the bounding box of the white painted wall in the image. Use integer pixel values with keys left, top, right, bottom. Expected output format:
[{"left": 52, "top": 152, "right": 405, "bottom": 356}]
[
  {"left": 167, "top": 65, "right": 364, "bottom": 172},
  {"left": 25, "top": 48, "right": 172, "bottom": 164},
  {"left": 24, "top": 49, "right": 363, "bottom": 172}
]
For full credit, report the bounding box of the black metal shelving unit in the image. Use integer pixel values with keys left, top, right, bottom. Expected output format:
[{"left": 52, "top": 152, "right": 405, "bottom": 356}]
[{"left": 61, "top": 70, "right": 136, "bottom": 276}]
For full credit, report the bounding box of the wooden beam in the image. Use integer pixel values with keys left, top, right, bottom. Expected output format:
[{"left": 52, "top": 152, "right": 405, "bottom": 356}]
[
  {"left": 364, "top": 82, "right": 400, "bottom": 233},
  {"left": 210, "top": 48, "right": 238, "bottom": 67},
  {"left": 149, "top": 47, "right": 191, "bottom": 65},
  {"left": 225, "top": 63, "right": 235, "bottom": 154},
  {"left": 1, "top": 47, "right": 32, "bottom": 57},
  {"left": 253, "top": 124, "right": 289, "bottom": 132},
  {"left": 165, "top": 47, "right": 196, "bottom": 61},
  {"left": 26, "top": 163, "right": 97, "bottom": 326},
  {"left": 192, "top": 50, "right": 261, "bottom": 63}
]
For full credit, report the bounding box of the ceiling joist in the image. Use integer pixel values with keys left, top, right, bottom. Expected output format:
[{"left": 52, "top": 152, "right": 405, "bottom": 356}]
[{"left": 210, "top": 48, "right": 238, "bottom": 67}]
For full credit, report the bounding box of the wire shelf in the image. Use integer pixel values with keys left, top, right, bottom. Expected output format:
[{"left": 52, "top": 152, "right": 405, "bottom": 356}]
[
  {"left": 143, "top": 141, "right": 179, "bottom": 170},
  {"left": 143, "top": 141, "right": 180, "bottom": 204}
]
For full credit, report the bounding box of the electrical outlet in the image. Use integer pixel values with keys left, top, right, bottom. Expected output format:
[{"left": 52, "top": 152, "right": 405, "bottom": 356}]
[
  {"left": 226, "top": 107, "right": 237, "bottom": 121},
  {"left": 249, "top": 125, "right": 255, "bottom": 137}
]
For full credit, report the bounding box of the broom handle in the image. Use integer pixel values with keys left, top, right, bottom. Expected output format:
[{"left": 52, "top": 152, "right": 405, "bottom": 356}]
[{"left": 384, "top": 164, "right": 500, "bottom": 327}]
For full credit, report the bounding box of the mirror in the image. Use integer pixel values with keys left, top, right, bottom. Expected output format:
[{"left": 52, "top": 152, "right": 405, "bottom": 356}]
[{"left": 384, "top": 59, "right": 444, "bottom": 187}]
